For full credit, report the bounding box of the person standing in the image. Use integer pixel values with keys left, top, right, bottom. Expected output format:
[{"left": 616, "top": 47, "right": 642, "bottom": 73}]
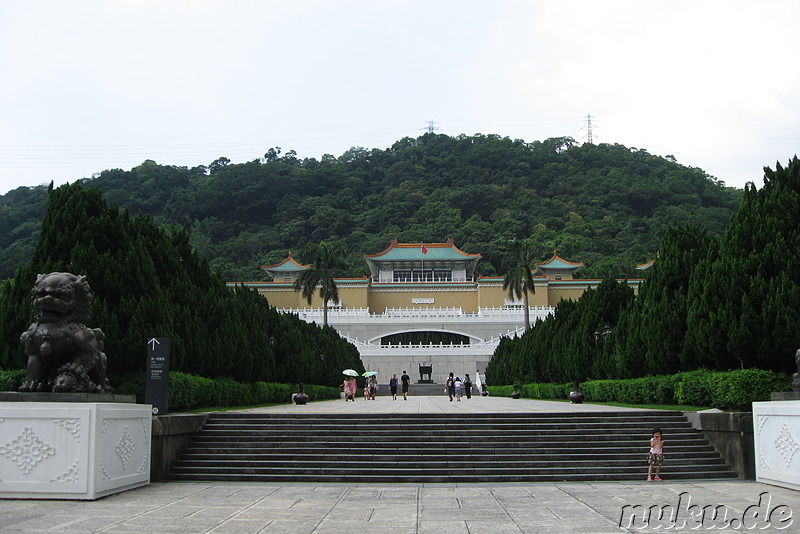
[
  {"left": 368, "top": 375, "right": 378, "bottom": 400},
  {"left": 463, "top": 373, "right": 472, "bottom": 399},
  {"left": 400, "top": 370, "right": 410, "bottom": 400},
  {"left": 454, "top": 376, "right": 463, "bottom": 401},
  {"left": 389, "top": 373, "right": 398, "bottom": 400},
  {"left": 342, "top": 376, "right": 357, "bottom": 401},
  {"left": 446, "top": 372, "right": 455, "bottom": 401},
  {"left": 647, "top": 428, "right": 665, "bottom": 481}
]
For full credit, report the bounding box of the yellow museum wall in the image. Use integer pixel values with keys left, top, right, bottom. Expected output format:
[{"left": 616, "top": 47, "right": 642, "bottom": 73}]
[
  {"left": 258, "top": 288, "right": 303, "bottom": 309},
  {"left": 367, "top": 287, "right": 479, "bottom": 312},
  {"left": 253, "top": 279, "right": 640, "bottom": 312}
]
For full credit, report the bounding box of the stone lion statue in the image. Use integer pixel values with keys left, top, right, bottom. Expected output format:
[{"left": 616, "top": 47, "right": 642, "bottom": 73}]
[{"left": 18, "top": 272, "right": 110, "bottom": 393}]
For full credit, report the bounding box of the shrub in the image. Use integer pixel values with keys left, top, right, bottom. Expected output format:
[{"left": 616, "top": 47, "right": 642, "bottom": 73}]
[
  {"left": 710, "top": 369, "right": 790, "bottom": 410},
  {"left": 675, "top": 369, "right": 715, "bottom": 407},
  {"left": 0, "top": 369, "right": 25, "bottom": 391},
  {"left": 507, "top": 369, "right": 789, "bottom": 410}
]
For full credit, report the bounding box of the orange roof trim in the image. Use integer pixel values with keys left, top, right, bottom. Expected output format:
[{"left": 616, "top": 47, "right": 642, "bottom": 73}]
[
  {"left": 261, "top": 251, "right": 311, "bottom": 270},
  {"left": 535, "top": 250, "right": 585, "bottom": 268}
]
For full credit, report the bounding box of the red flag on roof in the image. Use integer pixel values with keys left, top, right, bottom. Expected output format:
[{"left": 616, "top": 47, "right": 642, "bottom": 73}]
[{"left": 421, "top": 243, "right": 428, "bottom": 254}]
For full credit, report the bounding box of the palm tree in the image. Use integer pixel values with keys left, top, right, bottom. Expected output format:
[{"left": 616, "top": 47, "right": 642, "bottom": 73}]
[
  {"left": 502, "top": 239, "right": 538, "bottom": 332},
  {"left": 293, "top": 241, "right": 348, "bottom": 326}
]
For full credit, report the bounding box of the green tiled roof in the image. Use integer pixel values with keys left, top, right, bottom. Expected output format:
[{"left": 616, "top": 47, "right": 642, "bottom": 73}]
[
  {"left": 365, "top": 240, "right": 480, "bottom": 262},
  {"left": 262, "top": 253, "right": 309, "bottom": 272},
  {"left": 535, "top": 252, "right": 584, "bottom": 271}
]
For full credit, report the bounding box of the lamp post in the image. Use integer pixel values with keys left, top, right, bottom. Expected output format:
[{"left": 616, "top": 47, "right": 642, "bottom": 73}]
[{"left": 593, "top": 324, "right": 612, "bottom": 344}]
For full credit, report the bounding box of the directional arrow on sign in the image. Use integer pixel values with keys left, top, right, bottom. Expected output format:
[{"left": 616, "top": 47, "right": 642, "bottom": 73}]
[{"left": 147, "top": 338, "right": 160, "bottom": 351}]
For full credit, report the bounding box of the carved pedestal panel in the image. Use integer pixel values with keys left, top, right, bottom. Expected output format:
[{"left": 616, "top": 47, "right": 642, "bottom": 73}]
[
  {"left": 753, "top": 401, "right": 800, "bottom": 491},
  {"left": 0, "top": 402, "right": 151, "bottom": 499}
]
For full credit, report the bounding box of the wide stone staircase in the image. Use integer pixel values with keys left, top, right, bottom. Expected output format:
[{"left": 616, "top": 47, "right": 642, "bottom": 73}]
[{"left": 168, "top": 411, "right": 737, "bottom": 483}]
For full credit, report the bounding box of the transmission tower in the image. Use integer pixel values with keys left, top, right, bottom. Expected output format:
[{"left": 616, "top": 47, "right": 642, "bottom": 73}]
[
  {"left": 585, "top": 114, "right": 594, "bottom": 144},
  {"left": 423, "top": 120, "right": 440, "bottom": 133}
]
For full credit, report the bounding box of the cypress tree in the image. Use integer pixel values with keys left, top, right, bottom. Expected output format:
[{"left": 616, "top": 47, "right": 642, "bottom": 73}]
[
  {"left": 686, "top": 157, "right": 800, "bottom": 372},
  {"left": 0, "top": 183, "right": 364, "bottom": 385}
]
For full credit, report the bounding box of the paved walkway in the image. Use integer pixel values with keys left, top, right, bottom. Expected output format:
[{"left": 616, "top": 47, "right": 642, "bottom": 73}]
[
  {"left": 3, "top": 480, "right": 798, "bottom": 533},
  {"left": 238, "top": 395, "right": 657, "bottom": 414},
  {"left": 2, "top": 398, "right": 798, "bottom": 533}
]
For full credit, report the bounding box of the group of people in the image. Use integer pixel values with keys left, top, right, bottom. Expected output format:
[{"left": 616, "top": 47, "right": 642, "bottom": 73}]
[
  {"left": 341, "top": 371, "right": 411, "bottom": 401},
  {"left": 342, "top": 371, "right": 481, "bottom": 402},
  {"left": 444, "top": 372, "right": 473, "bottom": 401}
]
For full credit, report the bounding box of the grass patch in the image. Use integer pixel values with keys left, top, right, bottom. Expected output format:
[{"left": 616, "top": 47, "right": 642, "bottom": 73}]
[
  {"left": 186, "top": 402, "right": 285, "bottom": 413},
  {"left": 581, "top": 400, "right": 712, "bottom": 411},
  {"left": 525, "top": 397, "right": 712, "bottom": 411}
]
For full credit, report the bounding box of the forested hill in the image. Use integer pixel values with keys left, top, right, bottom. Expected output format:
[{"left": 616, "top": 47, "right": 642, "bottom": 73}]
[{"left": 0, "top": 134, "right": 742, "bottom": 281}]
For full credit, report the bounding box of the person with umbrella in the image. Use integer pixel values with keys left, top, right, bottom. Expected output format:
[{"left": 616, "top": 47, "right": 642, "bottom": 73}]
[
  {"left": 362, "top": 371, "right": 377, "bottom": 400},
  {"left": 342, "top": 370, "right": 358, "bottom": 401}
]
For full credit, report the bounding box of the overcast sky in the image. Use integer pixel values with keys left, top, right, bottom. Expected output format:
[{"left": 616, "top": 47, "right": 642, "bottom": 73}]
[{"left": 1, "top": 1, "right": 798, "bottom": 195}]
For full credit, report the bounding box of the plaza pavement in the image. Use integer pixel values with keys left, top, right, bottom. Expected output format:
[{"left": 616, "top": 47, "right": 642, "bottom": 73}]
[{"left": 2, "top": 396, "right": 798, "bottom": 534}]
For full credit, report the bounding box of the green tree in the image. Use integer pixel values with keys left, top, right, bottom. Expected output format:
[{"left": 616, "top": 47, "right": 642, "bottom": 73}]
[
  {"left": 501, "top": 239, "right": 538, "bottom": 332},
  {"left": 0, "top": 184, "right": 364, "bottom": 387},
  {"left": 685, "top": 157, "right": 800, "bottom": 372},
  {"left": 293, "top": 241, "right": 348, "bottom": 326}
]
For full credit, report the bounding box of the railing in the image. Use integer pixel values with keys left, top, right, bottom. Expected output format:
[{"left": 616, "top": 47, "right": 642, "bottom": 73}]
[
  {"left": 279, "top": 307, "right": 371, "bottom": 318},
  {"left": 371, "top": 277, "right": 474, "bottom": 283},
  {"left": 478, "top": 306, "right": 554, "bottom": 318},
  {"left": 340, "top": 334, "right": 501, "bottom": 352},
  {"left": 383, "top": 307, "right": 464, "bottom": 317},
  {"left": 279, "top": 306, "right": 555, "bottom": 321}
]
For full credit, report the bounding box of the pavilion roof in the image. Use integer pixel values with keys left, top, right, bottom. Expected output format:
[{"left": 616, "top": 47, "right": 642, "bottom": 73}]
[
  {"left": 261, "top": 252, "right": 309, "bottom": 273},
  {"left": 533, "top": 251, "right": 584, "bottom": 274},
  {"left": 364, "top": 238, "right": 481, "bottom": 262}
]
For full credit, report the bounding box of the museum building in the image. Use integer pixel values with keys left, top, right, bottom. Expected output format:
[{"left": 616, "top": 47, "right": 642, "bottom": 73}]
[{"left": 230, "top": 239, "right": 643, "bottom": 382}]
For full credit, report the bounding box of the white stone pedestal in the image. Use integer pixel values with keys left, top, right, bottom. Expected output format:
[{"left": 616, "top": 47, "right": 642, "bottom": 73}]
[
  {"left": 0, "top": 402, "right": 151, "bottom": 500},
  {"left": 753, "top": 400, "right": 800, "bottom": 491}
]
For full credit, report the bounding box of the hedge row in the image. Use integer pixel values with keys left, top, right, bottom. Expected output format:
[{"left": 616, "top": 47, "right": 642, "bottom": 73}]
[
  {"left": 0, "top": 369, "right": 339, "bottom": 411},
  {"left": 486, "top": 369, "right": 791, "bottom": 411},
  {"left": 161, "top": 373, "right": 340, "bottom": 411}
]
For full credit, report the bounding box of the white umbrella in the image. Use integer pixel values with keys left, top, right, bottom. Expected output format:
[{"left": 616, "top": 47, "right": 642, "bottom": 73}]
[{"left": 342, "top": 369, "right": 359, "bottom": 376}]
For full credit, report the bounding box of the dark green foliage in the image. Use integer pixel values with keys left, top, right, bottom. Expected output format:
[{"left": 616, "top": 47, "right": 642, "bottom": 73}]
[
  {"left": 491, "top": 157, "right": 798, "bottom": 387},
  {"left": 492, "top": 369, "right": 789, "bottom": 411},
  {"left": 0, "top": 135, "right": 742, "bottom": 282},
  {"left": 0, "top": 184, "right": 364, "bottom": 386},
  {"left": 0, "top": 369, "right": 26, "bottom": 391},
  {"left": 487, "top": 278, "right": 635, "bottom": 384},
  {"left": 619, "top": 226, "right": 720, "bottom": 376},
  {"left": 127, "top": 372, "right": 341, "bottom": 412},
  {"left": 685, "top": 157, "right": 800, "bottom": 373}
]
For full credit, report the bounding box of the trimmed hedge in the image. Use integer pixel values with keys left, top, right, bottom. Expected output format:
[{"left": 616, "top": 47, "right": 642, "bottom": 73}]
[
  {"left": 488, "top": 369, "right": 790, "bottom": 411},
  {"left": 162, "top": 372, "right": 340, "bottom": 411},
  {"left": 0, "top": 369, "right": 339, "bottom": 411}
]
